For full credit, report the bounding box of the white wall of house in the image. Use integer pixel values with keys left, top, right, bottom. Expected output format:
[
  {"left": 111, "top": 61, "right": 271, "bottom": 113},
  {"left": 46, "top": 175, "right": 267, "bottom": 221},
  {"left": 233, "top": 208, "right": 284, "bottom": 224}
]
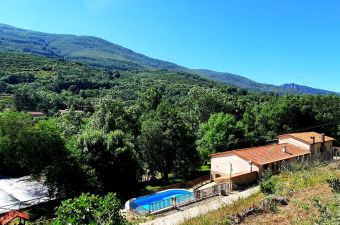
[
  {"left": 278, "top": 138, "right": 311, "bottom": 150},
  {"left": 279, "top": 137, "right": 333, "bottom": 161},
  {"left": 211, "top": 154, "right": 259, "bottom": 178}
]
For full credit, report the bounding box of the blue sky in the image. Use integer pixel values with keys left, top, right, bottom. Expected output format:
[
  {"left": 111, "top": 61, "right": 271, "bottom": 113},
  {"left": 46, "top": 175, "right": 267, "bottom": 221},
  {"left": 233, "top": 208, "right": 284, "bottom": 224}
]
[{"left": 0, "top": 0, "right": 339, "bottom": 91}]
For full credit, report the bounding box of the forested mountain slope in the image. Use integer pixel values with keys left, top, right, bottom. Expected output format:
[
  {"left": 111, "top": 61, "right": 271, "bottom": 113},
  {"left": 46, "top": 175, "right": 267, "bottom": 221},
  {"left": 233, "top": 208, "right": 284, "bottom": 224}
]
[
  {"left": 0, "top": 52, "right": 239, "bottom": 111},
  {"left": 0, "top": 23, "right": 336, "bottom": 94},
  {"left": 281, "top": 83, "right": 338, "bottom": 95},
  {"left": 0, "top": 23, "right": 183, "bottom": 71}
]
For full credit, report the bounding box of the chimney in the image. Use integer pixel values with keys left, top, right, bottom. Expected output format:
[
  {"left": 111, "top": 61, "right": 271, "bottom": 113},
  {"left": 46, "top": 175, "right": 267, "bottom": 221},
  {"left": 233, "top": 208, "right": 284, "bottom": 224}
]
[
  {"left": 320, "top": 133, "right": 325, "bottom": 142},
  {"left": 310, "top": 136, "right": 315, "bottom": 144},
  {"left": 282, "top": 145, "right": 287, "bottom": 153}
]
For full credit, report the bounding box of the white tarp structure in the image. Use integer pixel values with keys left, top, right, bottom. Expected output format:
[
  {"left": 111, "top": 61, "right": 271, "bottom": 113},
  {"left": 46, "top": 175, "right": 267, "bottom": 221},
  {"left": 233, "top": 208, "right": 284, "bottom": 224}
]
[{"left": 0, "top": 176, "right": 49, "bottom": 213}]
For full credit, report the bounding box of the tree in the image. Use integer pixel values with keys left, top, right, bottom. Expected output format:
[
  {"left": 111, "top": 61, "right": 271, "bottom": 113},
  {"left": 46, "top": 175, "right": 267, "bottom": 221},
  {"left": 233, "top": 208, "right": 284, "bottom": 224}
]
[
  {"left": 197, "top": 112, "right": 242, "bottom": 160},
  {"left": 13, "top": 86, "right": 40, "bottom": 111},
  {"left": 25, "top": 120, "right": 66, "bottom": 173},
  {"left": 91, "top": 98, "right": 130, "bottom": 133},
  {"left": 58, "top": 108, "right": 84, "bottom": 137},
  {"left": 53, "top": 193, "right": 128, "bottom": 225},
  {"left": 77, "top": 129, "right": 140, "bottom": 197},
  {"left": 0, "top": 112, "right": 32, "bottom": 174},
  {"left": 178, "top": 86, "right": 233, "bottom": 131},
  {"left": 0, "top": 81, "right": 8, "bottom": 93},
  {"left": 139, "top": 102, "right": 199, "bottom": 178},
  {"left": 137, "top": 86, "right": 163, "bottom": 112},
  {"left": 0, "top": 113, "right": 96, "bottom": 197}
]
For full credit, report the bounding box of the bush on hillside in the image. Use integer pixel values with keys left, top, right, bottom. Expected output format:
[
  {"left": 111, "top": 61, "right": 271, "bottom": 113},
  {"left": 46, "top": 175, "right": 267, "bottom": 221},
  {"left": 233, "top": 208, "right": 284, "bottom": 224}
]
[
  {"left": 53, "top": 193, "right": 128, "bottom": 225},
  {"left": 260, "top": 169, "right": 278, "bottom": 195}
]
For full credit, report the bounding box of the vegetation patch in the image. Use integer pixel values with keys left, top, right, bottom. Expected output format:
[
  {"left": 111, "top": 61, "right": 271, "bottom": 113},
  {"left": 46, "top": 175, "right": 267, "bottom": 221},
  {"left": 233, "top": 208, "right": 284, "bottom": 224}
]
[
  {"left": 182, "top": 162, "right": 340, "bottom": 225},
  {"left": 1, "top": 52, "right": 340, "bottom": 224}
]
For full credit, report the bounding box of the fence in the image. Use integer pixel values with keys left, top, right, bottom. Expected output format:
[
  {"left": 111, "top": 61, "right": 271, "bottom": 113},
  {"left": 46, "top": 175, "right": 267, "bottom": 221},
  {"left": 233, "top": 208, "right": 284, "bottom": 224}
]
[
  {"left": 157, "top": 174, "right": 211, "bottom": 192},
  {"left": 131, "top": 182, "right": 231, "bottom": 215},
  {"left": 130, "top": 193, "right": 195, "bottom": 215},
  {"left": 129, "top": 201, "right": 150, "bottom": 215},
  {"left": 149, "top": 198, "right": 172, "bottom": 212},
  {"left": 175, "top": 192, "right": 195, "bottom": 205},
  {"left": 186, "top": 175, "right": 211, "bottom": 189},
  {"left": 194, "top": 182, "right": 232, "bottom": 200}
]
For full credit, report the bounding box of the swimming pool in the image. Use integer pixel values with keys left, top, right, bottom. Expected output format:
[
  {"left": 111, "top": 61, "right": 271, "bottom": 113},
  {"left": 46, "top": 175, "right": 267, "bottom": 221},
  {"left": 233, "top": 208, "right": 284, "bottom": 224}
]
[{"left": 130, "top": 189, "right": 194, "bottom": 213}]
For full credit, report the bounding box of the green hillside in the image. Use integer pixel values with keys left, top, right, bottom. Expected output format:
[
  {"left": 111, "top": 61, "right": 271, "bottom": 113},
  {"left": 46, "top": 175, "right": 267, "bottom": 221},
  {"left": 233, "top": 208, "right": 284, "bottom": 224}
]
[
  {"left": 0, "top": 52, "right": 237, "bottom": 111},
  {"left": 183, "top": 162, "right": 340, "bottom": 225},
  {"left": 0, "top": 23, "right": 299, "bottom": 94},
  {"left": 0, "top": 23, "right": 182, "bottom": 71},
  {"left": 191, "top": 69, "right": 293, "bottom": 94}
]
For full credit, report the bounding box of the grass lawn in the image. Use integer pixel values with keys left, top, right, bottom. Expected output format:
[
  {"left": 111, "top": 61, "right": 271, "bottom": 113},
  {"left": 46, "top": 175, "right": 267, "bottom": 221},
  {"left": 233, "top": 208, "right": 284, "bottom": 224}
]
[{"left": 182, "top": 161, "right": 340, "bottom": 225}]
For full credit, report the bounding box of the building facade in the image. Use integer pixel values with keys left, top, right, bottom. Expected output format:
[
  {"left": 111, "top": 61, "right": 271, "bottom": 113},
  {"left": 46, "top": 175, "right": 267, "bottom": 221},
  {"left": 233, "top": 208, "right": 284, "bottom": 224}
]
[
  {"left": 278, "top": 132, "right": 334, "bottom": 161},
  {"left": 210, "top": 132, "right": 335, "bottom": 182}
]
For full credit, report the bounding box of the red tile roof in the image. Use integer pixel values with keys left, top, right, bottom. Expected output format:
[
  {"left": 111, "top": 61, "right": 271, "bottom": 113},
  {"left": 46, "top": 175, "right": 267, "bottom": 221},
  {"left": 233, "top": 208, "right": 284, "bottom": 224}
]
[
  {"left": 0, "top": 211, "right": 29, "bottom": 225},
  {"left": 209, "top": 143, "right": 310, "bottom": 166},
  {"left": 279, "top": 132, "right": 335, "bottom": 144}
]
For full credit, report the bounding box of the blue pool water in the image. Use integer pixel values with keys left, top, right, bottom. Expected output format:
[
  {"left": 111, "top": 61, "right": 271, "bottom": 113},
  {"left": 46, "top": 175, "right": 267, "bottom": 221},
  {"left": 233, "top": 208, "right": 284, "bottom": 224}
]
[{"left": 131, "top": 189, "right": 193, "bottom": 212}]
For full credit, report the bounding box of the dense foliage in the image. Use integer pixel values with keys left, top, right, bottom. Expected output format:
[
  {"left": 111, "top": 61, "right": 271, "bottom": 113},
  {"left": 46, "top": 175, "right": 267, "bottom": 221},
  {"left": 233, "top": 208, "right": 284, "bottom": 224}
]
[
  {"left": 0, "top": 52, "right": 339, "bottom": 206},
  {"left": 53, "top": 193, "right": 127, "bottom": 225},
  {"left": 0, "top": 52, "right": 222, "bottom": 112}
]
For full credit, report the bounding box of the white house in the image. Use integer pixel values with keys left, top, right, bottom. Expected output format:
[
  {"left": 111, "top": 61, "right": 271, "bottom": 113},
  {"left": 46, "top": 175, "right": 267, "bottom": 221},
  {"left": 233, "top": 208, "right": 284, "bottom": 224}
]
[
  {"left": 210, "top": 132, "right": 335, "bottom": 182},
  {"left": 278, "top": 132, "right": 334, "bottom": 161}
]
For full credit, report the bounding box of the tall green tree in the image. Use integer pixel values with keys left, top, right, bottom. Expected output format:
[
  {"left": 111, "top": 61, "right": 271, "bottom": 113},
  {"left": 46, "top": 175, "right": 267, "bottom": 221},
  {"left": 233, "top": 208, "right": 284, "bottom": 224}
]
[
  {"left": 77, "top": 129, "right": 140, "bottom": 197},
  {"left": 137, "top": 86, "right": 163, "bottom": 112},
  {"left": 91, "top": 98, "right": 131, "bottom": 133},
  {"left": 139, "top": 102, "right": 199, "bottom": 178},
  {"left": 0, "top": 112, "right": 32, "bottom": 174},
  {"left": 178, "top": 86, "right": 234, "bottom": 131},
  {"left": 197, "top": 112, "right": 243, "bottom": 160}
]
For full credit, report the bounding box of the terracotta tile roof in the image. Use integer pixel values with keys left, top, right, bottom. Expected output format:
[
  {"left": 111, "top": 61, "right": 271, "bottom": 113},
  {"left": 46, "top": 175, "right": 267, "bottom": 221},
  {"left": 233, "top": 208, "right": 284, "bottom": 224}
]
[
  {"left": 210, "top": 143, "right": 310, "bottom": 166},
  {"left": 0, "top": 211, "right": 29, "bottom": 225},
  {"left": 279, "top": 132, "right": 335, "bottom": 144}
]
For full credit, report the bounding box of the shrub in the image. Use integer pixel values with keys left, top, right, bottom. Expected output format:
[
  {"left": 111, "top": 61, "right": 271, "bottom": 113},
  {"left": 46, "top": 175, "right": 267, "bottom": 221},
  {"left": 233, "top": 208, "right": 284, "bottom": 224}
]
[
  {"left": 268, "top": 201, "right": 278, "bottom": 213},
  {"left": 313, "top": 177, "right": 340, "bottom": 224},
  {"left": 53, "top": 193, "right": 128, "bottom": 225},
  {"left": 326, "top": 178, "right": 340, "bottom": 193},
  {"left": 260, "top": 170, "right": 278, "bottom": 195}
]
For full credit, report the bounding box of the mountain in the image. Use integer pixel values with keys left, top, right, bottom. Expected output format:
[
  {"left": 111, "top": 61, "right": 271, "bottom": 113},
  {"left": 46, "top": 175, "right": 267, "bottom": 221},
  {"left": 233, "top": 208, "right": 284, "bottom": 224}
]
[
  {"left": 280, "top": 83, "right": 339, "bottom": 95},
  {"left": 0, "top": 23, "right": 335, "bottom": 94},
  {"left": 191, "top": 69, "right": 290, "bottom": 93},
  {"left": 0, "top": 23, "right": 184, "bottom": 71}
]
